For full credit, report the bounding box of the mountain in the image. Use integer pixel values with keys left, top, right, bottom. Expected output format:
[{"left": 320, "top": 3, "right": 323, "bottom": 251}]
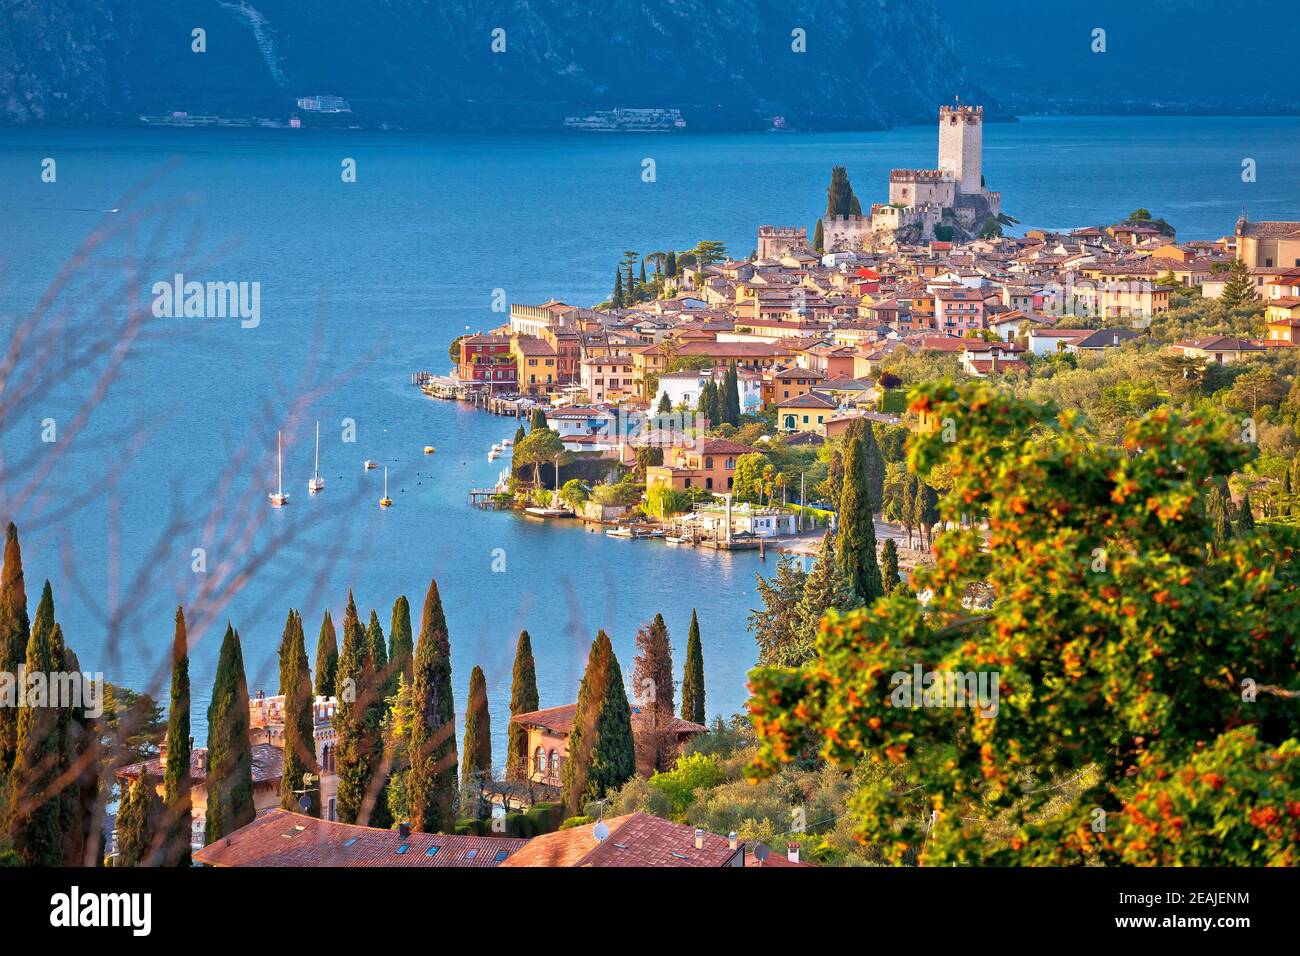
[
  {"left": 0, "top": 0, "right": 994, "bottom": 130},
  {"left": 929, "top": 0, "right": 1300, "bottom": 114}
]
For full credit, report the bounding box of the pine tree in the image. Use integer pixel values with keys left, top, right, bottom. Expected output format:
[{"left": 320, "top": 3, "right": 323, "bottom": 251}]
[
  {"left": 116, "top": 772, "right": 160, "bottom": 867},
  {"left": 633, "top": 614, "right": 675, "bottom": 772},
  {"left": 813, "top": 218, "right": 824, "bottom": 254},
  {"left": 881, "top": 538, "right": 901, "bottom": 593},
  {"left": 1237, "top": 493, "right": 1256, "bottom": 534},
  {"left": 657, "top": 391, "right": 672, "bottom": 416},
  {"left": 407, "top": 579, "right": 458, "bottom": 832},
  {"left": 3, "top": 582, "right": 63, "bottom": 864},
  {"left": 461, "top": 665, "right": 491, "bottom": 788},
  {"left": 162, "top": 606, "right": 192, "bottom": 866},
  {"left": 280, "top": 611, "right": 319, "bottom": 816},
  {"left": 792, "top": 531, "right": 852, "bottom": 664},
  {"left": 748, "top": 554, "right": 808, "bottom": 666},
  {"left": 1220, "top": 258, "right": 1259, "bottom": 309},
  {"left": 314, "top": 610, "right": 338, "bottom": 698},
  {"left": 389, "top": 595, "right": 414, "bottom": 685},
  {"left": 561, "top": 631, "right": 636, "bottom": 816},
  {"left": 0, "top": 522, "right": 30, "bottom": 775},
  {"left": 681, "top": 610, "right": 705, "bottom": 725},
  {"left": 205, "top": 624, "right": 254, "bottom": 845},
  {"left": 838, "top": 434, "right": 884, "bottom": 606},
  {"left": 334, "top": 592, "right": 375, "bottom": 824},
  {"left": 506, "top": 630, "right": 539, "bottom": 780}
]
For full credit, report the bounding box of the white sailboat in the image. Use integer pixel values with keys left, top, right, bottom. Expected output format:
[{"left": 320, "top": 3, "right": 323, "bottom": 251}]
[
  {"left": 379, "top": 466, "right": 392, "bottom": 508},
  {"left": 269, "top": 431, "right": 290, "bottom": 507},
  {"left": 308, "top": 421, "right": 325, "bottom": 493}
]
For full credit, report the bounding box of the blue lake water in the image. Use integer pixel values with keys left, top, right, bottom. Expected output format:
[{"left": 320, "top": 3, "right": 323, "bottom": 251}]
[{"left": 0, "top": 115, "right": 1296, "bottom": 761}]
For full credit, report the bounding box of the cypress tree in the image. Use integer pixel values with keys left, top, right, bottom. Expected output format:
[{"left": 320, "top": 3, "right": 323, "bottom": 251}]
[
  {"left": 313, "top": 610, "right": 337, "bottom": 698},
  {"left": 825, "top": 165, "right": 859, "bottom": 218},
  {"left": 656, "top": 391, "right": 673, "bottom": 416},
  {"left": 633, "top": 614, "right": 676, "bottom": 773},
  {"left": 905, "top": 475, "right": 925, "bottom": 548},
  {"left": 276, "top": 609, "right": 296, "bottom": 695},
  {"left": 162, "top": 606, "right": 192, "bottom": 866},
  {"left": 813, "top": 218, "right": 824, "bottom": 254},
  {"left": 407, "top": 579, "right": 458, "bottom": 832},
  {"left": 846, "top": 419, "right": 885, "bottom": 512},
  {"left": 639, "top": 259, "right": 647, "bottom": 285},
  {"left": 389, "top": 595, "right": 414, "bottom": 686},
  {"left": 506, "top": 630, "right": 539, "bottom": 780},
  {"left": 0, "top": 522, "right": 30, "bottom": 775},
  {"left": 3, "top": 582, "right": 62, "bottom": 865},
  {"left": 613, "top": 270, "right": 624, "bottom": 309},
  {"left": 367, "top": 609, "right": 389, "bottom": 695},
  {"left": 1206, "top": 484, "right": 1233, "bottom": 554},
  {"left": 666, "top": 250, "right": 677, "bottom": 277},
  {"left": 794, "top": 530, "right": 852, "bottom": 662},
  {"left": 205, "top": 624, "right": 254, "bottom": 845},
  {"left": 881, "top": 538, "right": 901, "bottom": 593},
  {"left": 561, "top": 631, "right": 636, "bottom": 816},
  {"left": 461, "top": 665, "right": 491, "bottom": 787},
  {"left": 281, "top": 612, "right": 319, "bottom": 816},
  {"left": 681, "top": 611, "right": 705, "bottom": 725},
  {"left": 725, "top": 362, "right": 741, "bottom": 424},
  {"left": 838, "top": 434, "right": 884, "bottom": 606},
  {"left": 334, "top": 592, "right": 374, "bottom": 824},
  {"left": 920, "top": 483, "right": 941, "bottom": 544},
  {"left": 60, "top": 643, "right": 99, "bottom": 867},
  {"left": 116, "top": 772, "right": 160, "bottom": 867},
  {"left": 529, "top": 408, "right": 548, "bottom": 432},
  {"left": 1237, "top": 493, "right": 1256, "bottom": 534}
]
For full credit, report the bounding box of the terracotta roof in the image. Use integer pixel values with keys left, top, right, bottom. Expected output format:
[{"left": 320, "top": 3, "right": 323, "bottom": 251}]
[
  {"left": 500, "top": 813, "right": 742, "bottom": 868},
  {"left": 1173, "top": 336, "right": 1265, "bottom": 352},
  {"left": 193, "top": 809, "right": 527, "bottom": 867},
  {"left": 1239, "top": 220, "right": 1300, "bottom": 240},
  {"left": 698, "top": 438, "right": 764, "bottom": 456},
  {"left": 116, "top": 743, "right": 283, "bottom": 786},
  {"left": 511, "top": 703, "right": 707, "bottom": 737},
  {"left": 777, "top": 391, "right": 838, "bottom": 410}
]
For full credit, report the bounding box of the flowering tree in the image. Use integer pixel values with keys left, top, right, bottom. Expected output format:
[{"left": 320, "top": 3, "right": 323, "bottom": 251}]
[{"left": 748, "top": 381, "right": 1300, "bottom": 865}]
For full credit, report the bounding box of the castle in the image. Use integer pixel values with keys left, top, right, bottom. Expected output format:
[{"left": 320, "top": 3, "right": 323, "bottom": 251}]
[
  {"left": 822, "top": 103, "right": 1005, "bottom": 251},
  {"left": 757, "top": 225, "right": 809, "bottom": 259}
]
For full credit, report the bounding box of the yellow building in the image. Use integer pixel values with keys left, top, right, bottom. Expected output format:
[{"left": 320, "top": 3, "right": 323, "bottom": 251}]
[
  {"left": 1235, "top": 215, "right": 1300, "bottom": 270},
  {"left": 776, "top": 391, "right": 838, "bottom": 432}
]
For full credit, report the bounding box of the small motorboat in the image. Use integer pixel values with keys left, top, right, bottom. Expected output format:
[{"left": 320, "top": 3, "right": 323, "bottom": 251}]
[
  {"left": 424, "top": 445, "right": 436, "bottom": 455},
  {"left": 364, "top": 459, "right": 379, "bottom": 470}
]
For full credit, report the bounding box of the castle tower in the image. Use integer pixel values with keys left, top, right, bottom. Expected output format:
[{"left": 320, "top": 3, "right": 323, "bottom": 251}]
[{"left": 937, "top": 103, "right": 983, "bottom": 195}]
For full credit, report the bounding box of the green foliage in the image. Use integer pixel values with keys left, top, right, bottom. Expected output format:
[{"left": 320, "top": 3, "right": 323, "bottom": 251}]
[
  {"left": 333, "top": 593, "right": 374, "bottom": 824},
  {"left": 648, "top": 752, "right": 725, "bottom": 820},
  {"left": 558, "top": 479, "right": 588, "bottom": 511},
  {"left": 880, "top": 538, "right": 901, "bottom": 593},
  {"left": 461, "top": 665, "right": 492, "bottom": 787},
  {"left": 837, "top": 433, "right": 883, "bottom": 605},
  {"left": 748, "top": 554, "right": 807, "bottom": 667},
  {"left": 681, "top": 610, "right": 706, "bottom": 725},
  {"left": 561, "top": 631, "right": 636, "bottom": 816},
  {"left": 558, "top": 815, "right": 593, "bottom": 830},
  {"left": 116, "top": 773, "right": 160, "bottom": 867},
  {"left": 788, "top": 531, "right": 851, "bottom": 666},
  {"left": 1221, "top": 257, "right": 1260, "bottom": 309},
  {"left": 812, "top": 218, "right": 824, "bottom": 254},
  {"left": 644, "top": 484, "right": 690, "bottom": 519},
  {"left": 204, "top": 624, "right": 254, "bottom": 845},
  {"left": 825, "top": 165, "right": 859, "bottom": 218},
  {"left": 0, "top": 523, "right": 29, "bottom": 775},
  {"left": 407, "top": 579, "right": 458, "bottom": 833},
  {"left": 731, "top": 452, "right": 767, "bottom": 503},
  {"left": 161, "top": 606, "right": 192, "bottom": 866},
  {"left": 749, "top": 381, "right": 1300, "bottom": 865},
  {"left": 313, "top": 610, "right": 337, "bottom": 698},
  {"left": 525, "top": 801, "right": 563, "bottom": 834},
  {"left": 388, "top": 596, "right": 414, "bottom": 686},
  {"left": 280, "top": 611, "right": 319, "bottom": 816},
  {"left": 506, "top": 631, "right": 539, "bottom": 780}
]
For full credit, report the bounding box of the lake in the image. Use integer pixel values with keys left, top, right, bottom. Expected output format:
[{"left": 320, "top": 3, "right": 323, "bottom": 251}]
[{"left": 0, "top": 115, "right": 1296, "bottom": 760}]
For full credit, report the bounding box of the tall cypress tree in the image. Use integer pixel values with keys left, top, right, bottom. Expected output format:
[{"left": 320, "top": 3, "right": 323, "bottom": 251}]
[
  {"left": 3, "top": 582, "right": 62, "bottom": 865},
  {"left": 461, "top": 665, "right": 491, "bottom": 788},
  {"left": 314, "top": 610, "right": 337, "bottom": 698},
  {"left": 60, "top": 643, "right": 99, "bottom": 867},
  {"left": 881, "top": 537, "right": 901, "bottom": 592},
  {"left": 1237, "top": 493, "right": 1257, "bottom": 534},
  {"left": 561, "top": 631, "right": 636, "bottom": 816},
  {"left": 1206, "top": 484, "right": 1234, "bottom": 555},
  {"left": 666, "top": 250, "right": 677, "bottom": 277},
  {"left": 613, "top": 270, "right": 624, "bottom": 309},
  {"left": 276, "top": 609, "right": 296, "bottom": 695},
  {"left": 838, "top": 434, "right": 883, "bottom": 606},
  {"left": 367, "top": 609, "right": 389, "bottom": 693},
  {"left": 281, "top": 611, "right": 319, "bottom": 816},
  {"left": 825, "top": 165, "right": 859, "bottom": 218},
  {"left": 529, "top": 408, "right": 548, "bottom": 432},
  {"left": 506, "top": 630, "right": 539, "bottom": 780},
  {"left": 407, "top": 579, "right": 458, "bottom": 832},
  {"left": 162, "top": 606, "right": 192, "bottom": 866},
  {"left": 634, "top": 615, "right": 676, "bottom": 773},
  {"left": 681, "top": 610, "right": 705, "bottom": 725},
  {"left": 0, "top": 522, "right": 30, "bottom": 775},
  {"left": 116, "top": 772, "right": 160, "bottom": 867},
  {"left": 204, "top": 624, "right": 254, "bottom": 845},
  {"left": 334, "top": 592, "right": 374, "bottom": 824},
  {"left": 388, "top": 595, "right": 414, "bottom": 686}
]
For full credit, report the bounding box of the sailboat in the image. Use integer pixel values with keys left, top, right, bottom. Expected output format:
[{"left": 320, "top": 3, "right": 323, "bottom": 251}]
[
  {"left": 269, "top": 431, "right": 290, "bottom": 507},
  {"left": 308, "top": 421, "right": 325, "bottom": 494},
  {"left": 379, "top": 466, "right": 392, "bottom": 508}
]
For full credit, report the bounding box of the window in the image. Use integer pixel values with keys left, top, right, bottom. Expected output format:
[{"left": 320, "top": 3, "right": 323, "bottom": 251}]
[
  {"left": 726, "top": 457, "right": 735, "bottom": 469},
  {"left": 425, "top": 846, "right": 441, "bottom": 858},
  {"left": 533, "top": 746, "right": 544, "bottom": 775},
  {"left": 396, "top": 843, "right": 410, "bottom": 854},
  {"left": 684, "top": 478, "right": 692, "bottom": 488},
  {"left": 803, "top": 415, "right": 809, "bottom": 424},
  {"left": 342, "top": 837, "right": 359, "bottom": 848},
  {"left": 706, "top": 477, "right": 714, "bottom": 490},
  {"left": 705, "top": 457, "right": 714, "bottom": 469},
  {"left": 548, "top": 750, "right": 559, "bottom": 776}
]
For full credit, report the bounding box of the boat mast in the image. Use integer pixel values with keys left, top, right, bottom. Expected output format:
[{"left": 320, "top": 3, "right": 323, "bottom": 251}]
[
  {"left": 277, "top": 431, "right": 283, "bottom": 495},
  {"left": 314, "top": 421, "right": 320, "bottom": 479}
]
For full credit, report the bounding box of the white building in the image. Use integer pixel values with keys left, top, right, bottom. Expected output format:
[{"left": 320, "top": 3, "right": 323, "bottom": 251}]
[{"left": 653, "top": 367, "right": 762, "bottom": 415}]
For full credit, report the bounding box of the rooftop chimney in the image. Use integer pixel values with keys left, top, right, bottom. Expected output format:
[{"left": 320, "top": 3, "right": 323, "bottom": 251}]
[
  {"left": 728, "top": 831, "right": 738, "bottom": 850},
  {"left": 694, "top": 828, "right": 705, "bottom": 850},
  {"left": 398, "top": 822, "right": 411, "bottom": 839},
  {"left": 787, "top": 842, "right": 801, "bottom": 864}
]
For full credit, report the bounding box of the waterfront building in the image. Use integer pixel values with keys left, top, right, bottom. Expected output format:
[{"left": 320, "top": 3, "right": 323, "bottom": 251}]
[
  {"left": 654, "top": 366, "right": 761, "bottom": 415},
  {"left": 457, "top": 334, "right": 518, "bottom": 389},
  {"left": 580, "top": 354, "right": 635, "bottom": 403},
  {"left": 1234, "top": 214, "right": 1300, "bottom": 269},
  {"left": 511, "top": 333, "right": 559, "bottom": 394},
  {"left": 644, "top": 437, "right": 763, "bottom": 492}
]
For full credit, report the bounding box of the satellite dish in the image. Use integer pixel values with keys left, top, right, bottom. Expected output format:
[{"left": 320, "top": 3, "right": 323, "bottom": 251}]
[
  {"left": 298, "top": 796, "right": 312, "bottom": 812},
  {"left": 593, "top": 821, "right": 610, "bottom": 842},
  {"left": 754, "top": 843, "right": 770, "bottom": 862}
]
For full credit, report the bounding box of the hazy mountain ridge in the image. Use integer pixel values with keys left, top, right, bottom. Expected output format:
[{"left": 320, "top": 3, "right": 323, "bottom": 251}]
[{"left": 0, "top": 0, "right": 992, "bottom": 129}]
